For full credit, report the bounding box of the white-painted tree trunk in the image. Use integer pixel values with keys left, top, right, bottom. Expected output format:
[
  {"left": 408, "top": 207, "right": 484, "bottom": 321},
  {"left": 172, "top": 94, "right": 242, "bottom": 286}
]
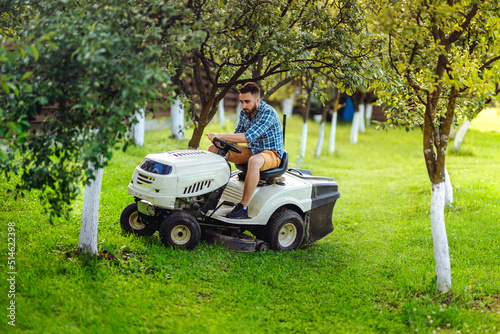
[
  {"left": 282, "top": 96, "right": 294, "bottom": 117},
  {"left": 350, "top": 112, "right": 361, "bottom": 144},
  {"left": 170, "top": 98, "right": 185, "bottom": 140},
  {"left": 234, "top": 101, "right": 242, "bottom": 127},
  {"left": 133, "top": 109, "right": 145, "bottom": 147},
  {"left": 329, "top": 112, "right": 338, "bottom": 153},
  {"left": 365, "top": 103, "right": 373, "bottom": 127},
  {"left": 297, "top": 121, "right": 308, "bottom": 168},
  {"left": 444, "top": 168, "right": 453, "bottom": 207},
  {"left": 430, "top": 182, "right": 452, "bottom": 293},
  {"left": 358, "top": 104, "right": 366, "bottom": 133},
  {"left": 452, "top": 120, "right": 471, "bottom": 151},
  {"left": 449, "top": 126, "right": 457, "bottom": 140},
  {"left": 315, "top": 121, "right": 325, "bottom": 158},
  {"left": 79, "top": 165, "right": 104, "bottom": 255},
  {"left": 218, "top": 98, "right": 225, "bottom": 127}
]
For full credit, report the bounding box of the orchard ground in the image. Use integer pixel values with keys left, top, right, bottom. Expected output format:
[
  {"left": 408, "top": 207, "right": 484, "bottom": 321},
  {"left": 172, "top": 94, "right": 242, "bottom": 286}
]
[{"left": 0, "top": 110, "right": 499, "bottom": 333}]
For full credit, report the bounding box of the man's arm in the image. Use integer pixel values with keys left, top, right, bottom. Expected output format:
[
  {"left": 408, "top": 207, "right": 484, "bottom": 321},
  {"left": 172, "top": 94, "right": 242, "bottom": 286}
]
[{"left": 206, "top": 132, "right": 248, "bottom": 144}]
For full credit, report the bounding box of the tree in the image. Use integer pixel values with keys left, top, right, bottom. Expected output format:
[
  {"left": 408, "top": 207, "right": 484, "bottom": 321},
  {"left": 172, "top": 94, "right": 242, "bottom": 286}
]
[
  {"left": 168, "top": 0, "right": 369, "bottom": 149},
  {"left": 0, "top": 0, "right": 201, "bottom": 253},
  {"left": 315, "top": 87, "right": 343, "bottom": 158},
  {"left": 369, "top": 0, "right": 500, "bottom": 293},
  {"left": 297, "top": 74, "right": 316, "bottom": 167}
]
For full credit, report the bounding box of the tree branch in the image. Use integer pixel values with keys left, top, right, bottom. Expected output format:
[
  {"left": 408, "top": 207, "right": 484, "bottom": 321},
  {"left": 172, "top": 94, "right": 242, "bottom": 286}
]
[
  {"left": 445, "top": 3, "right": 478, "bottom": 44},
  {"left": 261, "top": 75, "right": 297, "bottom": 101},
  {"left": 479, "top": 55, "right": 500, "bottom": 72},
  {"left": 192, "top": 55, "right": 208, "bottom": 105}
]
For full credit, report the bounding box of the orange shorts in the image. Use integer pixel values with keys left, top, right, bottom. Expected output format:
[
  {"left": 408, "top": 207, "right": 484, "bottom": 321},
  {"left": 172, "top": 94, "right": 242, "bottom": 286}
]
[{"left": 227, "top": 144, "right": 281, "bottom": 171}]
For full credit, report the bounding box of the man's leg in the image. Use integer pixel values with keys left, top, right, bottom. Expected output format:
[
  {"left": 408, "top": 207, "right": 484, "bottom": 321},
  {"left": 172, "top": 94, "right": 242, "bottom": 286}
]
[
  {"left": 208, "top": 144, "right": 217, "bottom": 153},
  {"left": 208, "top": 144, "right": 230, "bottom": 158},
  {"left": 240, "top": 153, "right": 265, "bottom": 207}
]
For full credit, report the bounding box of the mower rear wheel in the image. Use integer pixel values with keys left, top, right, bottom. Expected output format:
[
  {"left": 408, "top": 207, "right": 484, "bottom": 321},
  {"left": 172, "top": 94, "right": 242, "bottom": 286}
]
[
  {"left": 120, "top": 203, "right": 156, "bottom": 236},
  {"left": 266, "top": 209, "right": 304, "bottom": 251},
  {"left": 159, "top": 212, "right": 201, "bottom": 250}
]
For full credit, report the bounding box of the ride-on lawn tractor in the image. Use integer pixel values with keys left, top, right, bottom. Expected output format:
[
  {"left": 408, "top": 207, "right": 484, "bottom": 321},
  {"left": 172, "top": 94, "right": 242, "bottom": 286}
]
[{"left": 120, "top": 136, "right": 340, "bottom": 251}]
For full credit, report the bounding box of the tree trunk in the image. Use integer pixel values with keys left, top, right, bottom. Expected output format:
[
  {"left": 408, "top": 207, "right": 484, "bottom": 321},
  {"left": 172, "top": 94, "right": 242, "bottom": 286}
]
[
  {"left": 297, "top": 121, "right": 308, "bottom": 168},
  {"left": 444, "top": 167, "right": 453, "bottom": 207},
  {"left": 430, "top": 181, "right": 452, "bottom": 293},
  {"left": 358, "top": 103, "right": 366, "bottom": 133},
  {"left": 189, "top": 122, "right": 206, "bottom": 149},
  {"left": 188, "top": 103, "right": 213, "bottom": 149},
  {"left": 452, "top": 120, "right": 471, "bottom": 152},
  {"left": 79, "top": 166, "right": 104, "bottom": 255},
  {"left": 234, "top": 101, "right": 241, "bottom": 127},
  {"left": 329, "top": 112, "right": 338, "bottom": 153},
  {"left": 218, "top": 98, "right": 225, "bottom": 128},
  {"left": 187, "top": 56, "right": 230, "bottom": 149},
  {"left": 350, "top": 112, "right": 361, "bottom": 143},
  {"left": 296, "top": 76, "right": 314, "bottom": 167},
  {"left": 365, "top": 103, "right": 373, "bottom": 127},
  {"left": 282, "top": 96, "right": 294, "bottom": 117},
  {"left": 315, "top": 97, "right": 335, "bottom": 159},
  {"left": 422, "top": 86, "right": 457, "bottom": 294},
  {"left": 315, "top": 121, "right": 325, "bottom": 158},
  {"left": 170, "top": 98, "right": 185, "bottom": 140},
  {"left": 133, "top": 109, "right": 145, "bottom": 147}
]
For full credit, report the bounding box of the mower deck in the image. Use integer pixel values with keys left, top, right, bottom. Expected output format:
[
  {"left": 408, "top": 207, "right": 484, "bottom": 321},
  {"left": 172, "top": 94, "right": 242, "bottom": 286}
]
[{"left": 203, "top": 228, "right": 270, "bottom": 252}]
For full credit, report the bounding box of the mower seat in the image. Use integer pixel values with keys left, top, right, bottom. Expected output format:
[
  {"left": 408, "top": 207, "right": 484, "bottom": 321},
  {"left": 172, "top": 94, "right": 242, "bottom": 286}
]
[{"left": 235, "top": 151, "right": 288, "bottom": 180}]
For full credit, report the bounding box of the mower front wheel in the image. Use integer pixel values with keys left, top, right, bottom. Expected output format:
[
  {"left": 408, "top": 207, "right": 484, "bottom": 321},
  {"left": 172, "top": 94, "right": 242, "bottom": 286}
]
[
  {"left": 120, "top": 203, "right": 156, "bottom": 236},
  {"left": 159, "top": 212, "right": 201, "bottom": 250},
  {"left": 266, "top": 209, "right": 304, "bottom": 251}
]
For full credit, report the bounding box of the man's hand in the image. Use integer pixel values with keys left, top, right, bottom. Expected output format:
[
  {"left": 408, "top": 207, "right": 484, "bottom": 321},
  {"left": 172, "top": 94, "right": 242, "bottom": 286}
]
[{"left": 206, "top": 133, "right": 219, "bottom": 142}]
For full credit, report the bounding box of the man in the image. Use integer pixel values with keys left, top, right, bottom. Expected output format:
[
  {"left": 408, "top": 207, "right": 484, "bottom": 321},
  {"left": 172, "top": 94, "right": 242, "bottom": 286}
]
[{"left": 206, "top": 82, "right": 285, "bottom": 219}]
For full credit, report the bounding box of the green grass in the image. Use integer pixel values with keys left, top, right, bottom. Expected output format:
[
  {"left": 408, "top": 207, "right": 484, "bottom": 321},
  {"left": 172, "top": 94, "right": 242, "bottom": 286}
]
[{"left": 1, "top": 112, "right": 499, "bottom": 333}]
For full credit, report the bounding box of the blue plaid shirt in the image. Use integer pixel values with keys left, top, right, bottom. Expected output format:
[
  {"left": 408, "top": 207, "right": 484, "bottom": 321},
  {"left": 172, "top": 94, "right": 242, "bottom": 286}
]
[{"left": 234, "top": 101, "right": 284, "bottom": 159}]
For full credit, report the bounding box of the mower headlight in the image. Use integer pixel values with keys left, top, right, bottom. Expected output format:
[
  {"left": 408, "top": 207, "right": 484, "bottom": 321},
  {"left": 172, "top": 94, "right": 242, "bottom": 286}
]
[{"left": 139, "top": 158, "right": 173, "bottom": 175}]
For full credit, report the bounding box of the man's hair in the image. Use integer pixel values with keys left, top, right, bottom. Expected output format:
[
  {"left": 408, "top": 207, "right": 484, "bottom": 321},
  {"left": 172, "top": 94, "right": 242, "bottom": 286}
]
[{"left": 239, "top": 82, "right": 260, "bottom": 97}]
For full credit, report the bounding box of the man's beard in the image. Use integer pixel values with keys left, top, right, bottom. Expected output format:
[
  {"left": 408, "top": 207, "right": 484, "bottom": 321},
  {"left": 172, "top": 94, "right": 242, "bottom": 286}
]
[{"left": 244, "top": 104, "right": 257, "bottom": 115}]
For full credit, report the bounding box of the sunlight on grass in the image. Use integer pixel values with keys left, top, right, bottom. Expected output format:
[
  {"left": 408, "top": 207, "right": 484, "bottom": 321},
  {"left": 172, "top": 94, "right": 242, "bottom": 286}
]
[{"left": 469, "top": 108, "right": 500, "bottom": 133}]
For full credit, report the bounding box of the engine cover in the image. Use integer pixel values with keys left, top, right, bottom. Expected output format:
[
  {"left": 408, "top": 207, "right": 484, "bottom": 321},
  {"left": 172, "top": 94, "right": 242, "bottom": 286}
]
[{"left": 127, "top": 150, "right": 230, "bottom": 209}]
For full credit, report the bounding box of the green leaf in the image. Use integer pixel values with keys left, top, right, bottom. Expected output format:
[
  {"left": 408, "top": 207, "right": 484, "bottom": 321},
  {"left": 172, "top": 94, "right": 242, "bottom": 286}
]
[
  {"left": 30, "top": 45, "right": 39, "bottom": 61},
  {"left": 2, "top": 82, "right": 10, "bottom": 94},
  {"left": 6, "top": 83, "right": 19, "bottom": 97},
  {"left": 21, "top": 71, "right": 33, "bottom": 80}
]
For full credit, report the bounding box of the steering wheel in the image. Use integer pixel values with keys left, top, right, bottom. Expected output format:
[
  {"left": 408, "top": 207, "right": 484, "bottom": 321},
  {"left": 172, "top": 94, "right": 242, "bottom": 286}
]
[{"left": 212, "top": 137, "right": 242, "bottom": 156}]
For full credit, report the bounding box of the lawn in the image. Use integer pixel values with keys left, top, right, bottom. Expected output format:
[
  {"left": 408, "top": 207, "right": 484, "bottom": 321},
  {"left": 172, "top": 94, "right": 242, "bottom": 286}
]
[{"left": 1, "top": 112, "right": 499, "bottom": 333}]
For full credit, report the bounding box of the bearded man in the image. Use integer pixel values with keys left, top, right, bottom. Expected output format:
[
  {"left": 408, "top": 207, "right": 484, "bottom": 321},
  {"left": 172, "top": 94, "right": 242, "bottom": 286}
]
[{"left": 207, "top": 82, "right": 285, "bottom": 219}]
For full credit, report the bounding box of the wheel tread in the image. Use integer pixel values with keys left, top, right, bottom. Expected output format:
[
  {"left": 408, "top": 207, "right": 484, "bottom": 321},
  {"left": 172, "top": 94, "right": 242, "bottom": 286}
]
[{"left": 266, "top": 209, "right": 304, "bottom": 251}]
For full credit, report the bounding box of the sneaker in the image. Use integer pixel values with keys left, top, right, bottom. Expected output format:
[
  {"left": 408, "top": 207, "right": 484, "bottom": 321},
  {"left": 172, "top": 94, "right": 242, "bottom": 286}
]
[{"left": 226, "top": 203, "right": 248, "bottom": 219}]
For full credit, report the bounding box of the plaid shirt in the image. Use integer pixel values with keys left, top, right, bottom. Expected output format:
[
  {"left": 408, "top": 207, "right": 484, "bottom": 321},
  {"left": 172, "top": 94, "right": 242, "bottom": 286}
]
[{"left": 234, "top": 100, "right": 284, "bottom": 159}]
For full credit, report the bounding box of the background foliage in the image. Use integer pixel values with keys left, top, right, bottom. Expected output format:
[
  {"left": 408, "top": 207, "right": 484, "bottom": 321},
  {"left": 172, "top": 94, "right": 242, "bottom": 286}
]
[
  {"left": 0, "top": 0, "right": 178, "bottom": 217},
  {"left": 170, "top": 0, "right": 371, "bottom": 148}
]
